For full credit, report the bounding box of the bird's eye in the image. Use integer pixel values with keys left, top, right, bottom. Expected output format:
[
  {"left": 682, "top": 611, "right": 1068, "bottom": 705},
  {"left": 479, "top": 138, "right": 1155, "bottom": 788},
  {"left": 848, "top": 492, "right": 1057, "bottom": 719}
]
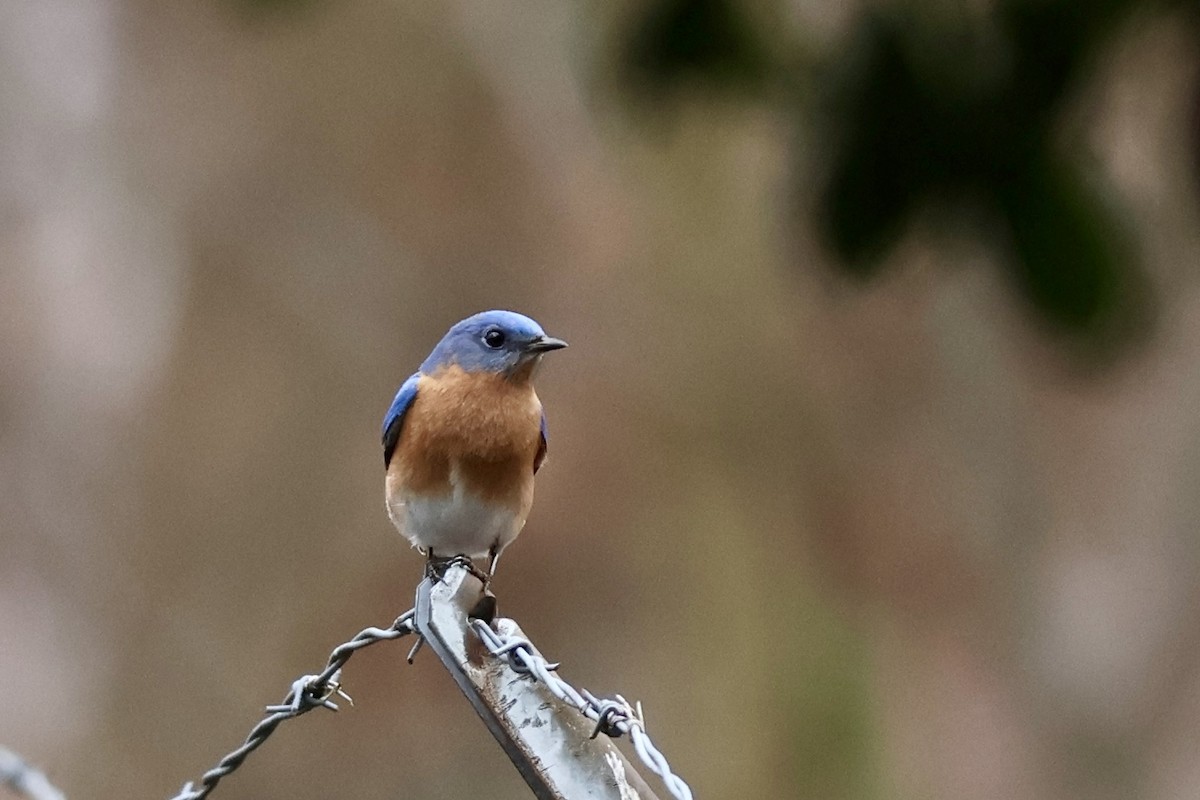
[{"left": 483, "top": 329, "right": 506, "bottom": 349}]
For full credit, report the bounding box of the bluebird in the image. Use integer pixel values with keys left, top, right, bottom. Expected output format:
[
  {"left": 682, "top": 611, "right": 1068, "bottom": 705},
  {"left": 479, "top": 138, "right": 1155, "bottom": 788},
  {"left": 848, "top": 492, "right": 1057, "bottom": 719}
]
[{"left": 382, "top": 310, "right": 567, "bottom": 583}]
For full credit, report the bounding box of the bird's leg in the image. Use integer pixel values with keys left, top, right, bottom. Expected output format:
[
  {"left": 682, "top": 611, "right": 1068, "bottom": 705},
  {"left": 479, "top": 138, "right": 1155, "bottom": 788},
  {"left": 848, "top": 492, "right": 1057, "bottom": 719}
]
[
  {"left": 461, "top": 557, "right": 490, "bottom": 584},
  {"left": 469, "top": 542, "right": 501, "bottom": 624},
  {"left": 423, "top": 548, "right": 440, "bottom": 580},
  {"left": 486, "top": 543, "right": 502, "bottom": 582}
]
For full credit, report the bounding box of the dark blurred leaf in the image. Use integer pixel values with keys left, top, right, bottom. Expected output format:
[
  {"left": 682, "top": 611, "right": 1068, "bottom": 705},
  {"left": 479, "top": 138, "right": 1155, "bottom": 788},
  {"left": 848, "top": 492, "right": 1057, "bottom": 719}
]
[
  {"left": 622, "top": 0, "right": 771, "bottom": 95},
  {"left": 818, "top": 16, "right": 933, "bottom": 273},
  {"left": 813, "top": 1, "right": 1152, "bottom": 347},
  {"left": 997, "top": 155, "right": 1144, "bottom": 337},
  {"left": 615, "top": 0, "right": 1169, "bottom": 350},
  {"left": 1000, "top": 0, "right": 1132, "bottom": 113}
]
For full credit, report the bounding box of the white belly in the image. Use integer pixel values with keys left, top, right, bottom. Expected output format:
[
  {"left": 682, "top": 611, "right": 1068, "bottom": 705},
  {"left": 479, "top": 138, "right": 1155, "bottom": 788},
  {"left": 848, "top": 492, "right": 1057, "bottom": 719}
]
[{"left": 387, "top": 485, "right": 522, "bottom": 559}]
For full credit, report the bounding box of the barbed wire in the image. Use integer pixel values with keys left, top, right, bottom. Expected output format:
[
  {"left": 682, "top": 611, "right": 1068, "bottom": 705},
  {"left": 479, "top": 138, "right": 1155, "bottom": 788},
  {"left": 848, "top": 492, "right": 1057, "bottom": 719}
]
[
  {"left": 0, "top": 747, "right": 65, "bottom": 800},
  {"left": 169, "top": 610, "right": 417, "bottom": 800},
  {"left": 166, "top": 581, "right": 693, "bottom": 800},
  {"left": 469, "top": 619, "right": 693, "bottom": 800}
]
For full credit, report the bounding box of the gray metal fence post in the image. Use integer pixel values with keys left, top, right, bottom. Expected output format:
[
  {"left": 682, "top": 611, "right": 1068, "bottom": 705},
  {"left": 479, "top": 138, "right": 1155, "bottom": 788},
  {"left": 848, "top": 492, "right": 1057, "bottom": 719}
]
[{"left": 415, "top": 566, "right": 663, "bottom": 800}]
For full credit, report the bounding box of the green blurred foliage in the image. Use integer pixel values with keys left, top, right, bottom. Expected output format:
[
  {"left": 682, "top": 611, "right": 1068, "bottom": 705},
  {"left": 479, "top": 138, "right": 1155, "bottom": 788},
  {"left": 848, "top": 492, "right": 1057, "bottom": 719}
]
[
  {"left": 621, "top": 0, "right": 772, "bottom": 95},
  {"left": 824, "top": 1, "right": 1147, "bottom": 346},
  {"left": 620, "top": 0, "right": 1175, "bottom": 351}
]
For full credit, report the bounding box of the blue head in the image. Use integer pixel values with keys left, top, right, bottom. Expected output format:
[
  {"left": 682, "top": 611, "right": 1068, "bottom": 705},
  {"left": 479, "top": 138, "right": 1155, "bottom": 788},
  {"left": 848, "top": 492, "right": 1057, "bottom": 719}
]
[{"left": 421, "top": 310, "right": 567, "bottom": 377}]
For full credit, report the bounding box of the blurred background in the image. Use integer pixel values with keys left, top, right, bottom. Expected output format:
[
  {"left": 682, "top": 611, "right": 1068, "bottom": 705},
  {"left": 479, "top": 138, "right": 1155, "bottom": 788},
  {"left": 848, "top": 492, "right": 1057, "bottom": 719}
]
[{"left": 3, "top": 0, "right": 1200, "bottom": 798}]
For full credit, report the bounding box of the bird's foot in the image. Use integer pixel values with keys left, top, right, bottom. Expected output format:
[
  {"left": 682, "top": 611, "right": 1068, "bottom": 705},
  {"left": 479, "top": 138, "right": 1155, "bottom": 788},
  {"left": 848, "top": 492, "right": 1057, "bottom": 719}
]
[{"left": 425, "top": 553, "right": 490, "bottom": 585}]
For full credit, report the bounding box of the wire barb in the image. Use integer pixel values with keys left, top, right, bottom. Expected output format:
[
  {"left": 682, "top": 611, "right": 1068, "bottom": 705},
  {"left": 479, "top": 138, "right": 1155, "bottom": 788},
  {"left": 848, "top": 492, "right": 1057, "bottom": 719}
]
[
  {"left": 168, "top": 577, "right": 692, "bottom": 800},
  {"left": 468, "top": 619, "right": 693, "bottom": 800},
  {"left": 168, "top": 610, "right": 417, "bottom": 800}
]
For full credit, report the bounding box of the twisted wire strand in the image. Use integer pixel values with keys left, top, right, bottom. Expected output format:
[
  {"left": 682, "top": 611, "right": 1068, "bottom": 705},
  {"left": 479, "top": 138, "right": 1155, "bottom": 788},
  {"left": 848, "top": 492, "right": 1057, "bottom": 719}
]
[
  {"left": 0, "top": 747, "right": 66, "bottom": 800},
  {"left": 169, "top": 610, "right": 417, "bottom": 800},
  {"left": 469, "top": 619, "right": 693, "bottom": 800},
  {"left": 167, "top": 599, "right": 694, "bottom": 800}
]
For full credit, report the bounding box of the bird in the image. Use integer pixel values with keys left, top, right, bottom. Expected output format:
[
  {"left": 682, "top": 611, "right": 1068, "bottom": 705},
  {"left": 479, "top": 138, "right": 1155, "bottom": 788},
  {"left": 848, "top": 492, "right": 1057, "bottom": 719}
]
[{"left": 382, "top": 310, "right": 567, "bottom": 584}]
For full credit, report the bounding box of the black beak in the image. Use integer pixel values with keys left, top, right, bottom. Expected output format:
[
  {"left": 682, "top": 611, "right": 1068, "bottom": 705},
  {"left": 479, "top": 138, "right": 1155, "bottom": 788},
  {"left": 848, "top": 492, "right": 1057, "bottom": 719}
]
[{"left": 527, "top": 335, "right": 568, "bottom": 353}]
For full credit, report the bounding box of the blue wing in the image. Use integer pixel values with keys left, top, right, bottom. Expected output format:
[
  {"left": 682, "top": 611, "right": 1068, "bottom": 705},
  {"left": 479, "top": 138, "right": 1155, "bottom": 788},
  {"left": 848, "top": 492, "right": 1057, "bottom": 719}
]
[
  {"left": 534, "top": 412, "right": 548, "bottom": 474},
  {"left": 382, "top": 373, "right": 420, "bottom": 467}
]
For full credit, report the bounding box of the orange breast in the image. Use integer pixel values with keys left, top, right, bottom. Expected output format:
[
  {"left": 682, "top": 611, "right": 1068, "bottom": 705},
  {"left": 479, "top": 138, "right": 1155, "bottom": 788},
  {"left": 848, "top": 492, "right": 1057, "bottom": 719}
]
[{"left": 390, "top": 366, "right": 542, "bottom": 512}]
